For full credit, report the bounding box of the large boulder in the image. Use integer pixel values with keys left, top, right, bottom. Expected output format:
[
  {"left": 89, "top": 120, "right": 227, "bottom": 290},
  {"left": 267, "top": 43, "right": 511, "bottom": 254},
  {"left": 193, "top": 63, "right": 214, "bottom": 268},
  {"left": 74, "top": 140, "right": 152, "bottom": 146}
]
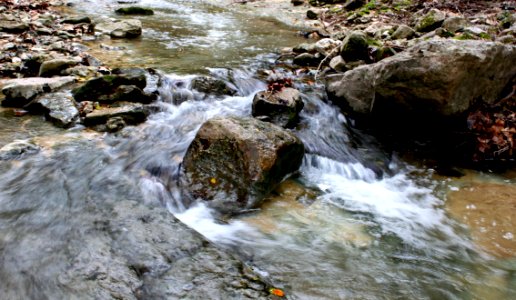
[
  {"left": 326, "top": 40, "right": 516, "bottom": 122},
  {"left": 252, "top": 88, "right": 304, "bottom": 128},
  {"left": 1, "top": 76, "right": 76, "bottom": 107},
  {"left": 182, "top": 117, "right": 305, "bottom": 215}
]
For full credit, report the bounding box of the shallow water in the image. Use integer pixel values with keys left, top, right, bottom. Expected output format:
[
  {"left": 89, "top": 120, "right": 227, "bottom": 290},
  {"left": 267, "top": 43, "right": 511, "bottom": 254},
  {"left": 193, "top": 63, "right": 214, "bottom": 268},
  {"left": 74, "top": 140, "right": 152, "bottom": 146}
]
[{"left": 1, "top": 0, "right": 515, "bottom": 298}]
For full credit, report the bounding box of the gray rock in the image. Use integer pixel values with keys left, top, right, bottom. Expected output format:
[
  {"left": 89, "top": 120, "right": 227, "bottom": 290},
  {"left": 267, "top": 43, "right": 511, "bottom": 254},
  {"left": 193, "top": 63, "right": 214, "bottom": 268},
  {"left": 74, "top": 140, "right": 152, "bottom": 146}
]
[
  {"left": 0, "top": 20, "right": 29, "bottom": 33},
  {"left": 83, "top": 102, "right": 148, "bottom": 127},
  {"left": 61, "top": 16, "right": 91, "bottom": 24},
  {"left": 1, "top": 76, "right": 76, "bottom": 107},
  {"left": 98, "top": 85, "right": 157, "bottom": 104},
  {"left": 314, "top": 38, "right": 342, "bottom": 56},
  {"left": 329, "top": 55, "right": 347, "bottom": 72},
  {"left": 0, "top": 140, "right": 39, "bottom": 160},
  {"left": 182, "top": 117, "right": 305, "bottom": 215},
  {"left": 73, "top": 73, "right": 146, "bottom": 102},
  {"left": 293, "top": 42, "right": 317, "bottom": 54},
  {"left": 442, "top": 16, "right": 468, "bottom": 33},
  {"left": 191, "top": 76, "right": 237, "bottom": 97},
  {"left": 497, "top": 35, "right": 516, "bottom": 44},
  {"left": 38, "top": 58, "right": 80, "bottom": 77},
  {"left": 96, "top": 19, "right": 142, "bottom": 39},
  {"left": 415, "top": 9, "right": 446, "bottom": 32},
  {"left": 252, "top": 88, "right": 304, "bottom": 128},
  {"left": 0, "top": 139, "right": 271, "bottom": 299},
  {"left": 26, "top": 91, "right": 79, "bottom": 128},
  {"left": 343, "top": 0, "right": 366, "bottom": 10},
  {"left": 326, "top": 40, "right": 516, "bottom": 119},
  {"left": 391, "top": 24, "right": 416, "bottom": 40},
  {"left": 340, "top": 30, "right": 369, "bottom": 62},
  {"left": 293, "top": 53, "right": 320, "bottom": 66}
]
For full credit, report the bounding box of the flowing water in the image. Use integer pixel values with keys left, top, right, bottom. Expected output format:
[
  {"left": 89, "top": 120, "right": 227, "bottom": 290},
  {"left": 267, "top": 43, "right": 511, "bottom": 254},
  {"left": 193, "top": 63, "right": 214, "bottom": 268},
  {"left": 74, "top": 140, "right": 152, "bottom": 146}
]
[{"left": 1, "top": 0, "right": 516, "bottom": 298}]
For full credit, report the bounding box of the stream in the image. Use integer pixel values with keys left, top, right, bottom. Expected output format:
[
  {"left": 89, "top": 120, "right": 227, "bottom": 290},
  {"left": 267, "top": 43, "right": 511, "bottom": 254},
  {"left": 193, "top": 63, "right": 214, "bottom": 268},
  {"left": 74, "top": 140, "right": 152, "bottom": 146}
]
[{"left": 1, "top": 0, "right": 515, "bottom": 299}]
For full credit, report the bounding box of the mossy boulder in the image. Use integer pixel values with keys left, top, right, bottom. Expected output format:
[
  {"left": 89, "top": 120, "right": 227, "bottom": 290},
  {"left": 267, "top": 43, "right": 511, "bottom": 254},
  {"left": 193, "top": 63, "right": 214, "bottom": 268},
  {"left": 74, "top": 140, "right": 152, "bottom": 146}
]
[
  {"left": 115, "top": 7, "right": 154, "bottom": 15},
  {"left": 340, "top": 30, "right": 369, "bottom": 62},
  {"left": 182, "top": 117, "right": 305, "bottom": 215},
  {"left": 415, "top": 9, "right": 446, "bottom": 32}
]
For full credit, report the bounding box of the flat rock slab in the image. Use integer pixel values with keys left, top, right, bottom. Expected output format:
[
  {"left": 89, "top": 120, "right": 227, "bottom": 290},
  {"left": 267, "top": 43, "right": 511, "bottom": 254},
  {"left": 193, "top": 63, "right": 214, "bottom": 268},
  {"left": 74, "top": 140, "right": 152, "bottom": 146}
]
[
  {"left": 1, "top": 76, "right": 76, "bottom": 107},
  {"left": 0, "top": 139, "right": 270, "bottom": 299}
]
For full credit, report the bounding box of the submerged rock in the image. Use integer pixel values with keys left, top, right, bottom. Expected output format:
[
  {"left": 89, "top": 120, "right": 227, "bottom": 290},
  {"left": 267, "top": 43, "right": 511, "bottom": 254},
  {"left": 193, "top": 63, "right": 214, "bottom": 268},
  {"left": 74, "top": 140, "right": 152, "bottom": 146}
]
[
  {"left": 252, "top": 88, "right": 304, "bottom": 128},
  {"left": 182, "top": 117, "right": 305, "bottom": 215},
  {"left": 1, "top": 76, "right": 76, "bottom": 107},
  {"left": 191, "top": 76, "right": 237, "bottom": 97},
  {"left": 326, "top": 40, "right": 516, "bottom": 122},
  {"left": 96, "top": 19, "right": 142, "bottom": 38},
  {"left": 0, "top": 140, "right": 40, "bottom": 160}
]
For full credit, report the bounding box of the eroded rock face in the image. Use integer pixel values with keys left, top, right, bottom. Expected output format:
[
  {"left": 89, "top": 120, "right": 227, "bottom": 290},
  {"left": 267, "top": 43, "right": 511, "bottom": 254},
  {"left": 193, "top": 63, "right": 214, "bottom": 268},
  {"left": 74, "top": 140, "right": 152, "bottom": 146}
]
[
  {"left": 252, "top": 88, "right": 304, "bottom": 128},
  {"left": 326, "top": 40, "right": 516, "bottom": 121},
  {"left": 182, "top": 117, "right": 305, "bottom": 215}
]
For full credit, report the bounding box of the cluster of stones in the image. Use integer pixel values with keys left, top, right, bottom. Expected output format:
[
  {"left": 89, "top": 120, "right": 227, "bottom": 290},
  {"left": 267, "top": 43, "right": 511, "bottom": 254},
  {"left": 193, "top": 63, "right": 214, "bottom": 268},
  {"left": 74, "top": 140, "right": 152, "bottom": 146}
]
[{"left": 0, "top": 0, "right": 159, "bottom": 131}]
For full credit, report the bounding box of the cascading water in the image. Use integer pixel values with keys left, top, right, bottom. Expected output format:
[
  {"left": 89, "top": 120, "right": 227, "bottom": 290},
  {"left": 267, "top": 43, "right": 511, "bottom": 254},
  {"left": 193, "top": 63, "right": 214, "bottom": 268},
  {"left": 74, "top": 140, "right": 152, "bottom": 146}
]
[{"left": 0, "top": 0, "right": 514, "bottom": 298}]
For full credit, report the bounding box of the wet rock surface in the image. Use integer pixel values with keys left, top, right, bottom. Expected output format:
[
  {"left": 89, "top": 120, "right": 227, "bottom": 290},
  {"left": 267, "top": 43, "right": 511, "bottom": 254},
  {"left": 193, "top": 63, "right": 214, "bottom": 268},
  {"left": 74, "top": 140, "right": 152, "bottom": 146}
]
[
  {"left": 326, "top": 40, "right": 516, "bottom": 121},
  {"left": 83, "top": 102, "right": 148, "bottom": 127},
  {"left": 182, "top": 117, "right": 305, "bottom": 215},
  {"left": 26, "top": 91, "right": 79, "bottom": 128},
  {"left": 191, "top": 76, "right": 237, "bottom": 97},
  {"left": 0, "top": 139, "right": 39, "bottom": 160},
  {"left": 252, "top": 87, "right": 304, "bottom": 128},
  {"left": 0, "top": 139, "right": 271, "bottom": 299}
]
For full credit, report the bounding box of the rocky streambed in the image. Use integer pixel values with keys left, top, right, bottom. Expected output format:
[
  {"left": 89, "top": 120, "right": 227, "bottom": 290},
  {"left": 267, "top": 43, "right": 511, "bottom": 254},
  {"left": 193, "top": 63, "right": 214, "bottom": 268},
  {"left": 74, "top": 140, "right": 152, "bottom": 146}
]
[{"left": 1, "top": 0, "right": 516, "bottom": 299}]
